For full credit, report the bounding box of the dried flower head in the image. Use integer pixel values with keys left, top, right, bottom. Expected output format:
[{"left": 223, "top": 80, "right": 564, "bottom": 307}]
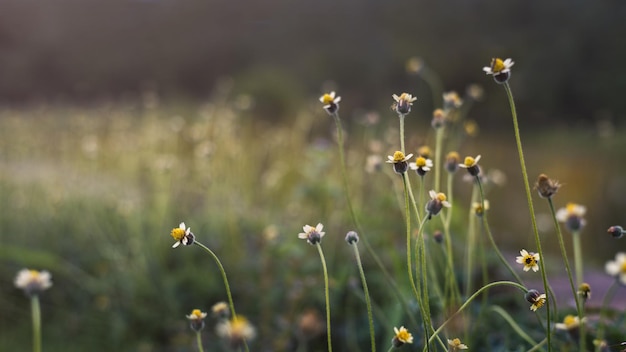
[
  {"left": 555, "top": 203, "right": 587, "bottom": 232},
  {"left": 392, "top": 93, "right": 417, "bottom": 116},
  {"left": 535, "top": 174, "right": 561, "bottom": 199},
  {"left": 319, "top": 91, "right": 341, "bottom": 115},
  {"left": 608, "top": 225, "right": 625, "bottom": 239},
  {"left": 605, "top": 252, "right": 626, "bottom": 285},
  {"left": 577, "top": 283, "right": 591, "bottom": 301},
  {"left": 216, "top": 316, "right": 256, "bottom": 348},
  {"left": 459, "top": 155, "right": 481, "bottom": 177},
  {"left": 448, "top": 338, "right": 468, "bottom": 350},
  {"left": 170, "top": 222, "right": 195, "bottom": 248},
  {"left": 212, "top": 302, "right": 230, "bottom": 319},
  {"left": 426, "top": 190, "right": 451, "bottom": 219},
  {"left": 186, "top": 309, "right": 208, "bottom": 332},
  {"left": 516, "top": 249, "right": 540, "bottom": 272},
  {"left": 409, "top": 156, "right": 433, "bottom": 176},
  {"left": 386, "top": 151, "right": 413, "bottom": 174},
  {"left": 298, "top": 223, "right": 326, "bottom": 245},
  {"left": 525, "top": 289, "right": 547, "bottom": 311},
  {"left": 391, "top": 326, "right": 413, "bottom": 347},
  {"left": 14, "top": 269, "right": 53, "bottom": 296},
  {"left": 483, "top": 57, "right": 515, "bottom": 84}
]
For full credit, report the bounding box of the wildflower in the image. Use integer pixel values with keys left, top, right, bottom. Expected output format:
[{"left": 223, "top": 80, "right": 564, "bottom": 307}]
[
  {"left": 431, "top": 109, "right": 446, "bottom": 129},
  {"left": 525, "top": 289, "right": 547, "bottom": 311},
  {"left": 608, "top": 225, "right": 625, "bottom": 239},
  {"left": 555, "top": 314, "right": 585, "bottom": 331},
  {"left": 483, "top": 57, "right": 515, "bottom": 84},
  {"left": 386, "top": 151, "right": 413, "bottom": 174},
  {"left": 605, "top": 252, "right": 626, "bottom": 285},
  {"left": 186, "top": 309, "right": 207, "bottom": 332},
  {"left": 211, "top": 302, "right": 230, "bottom": 319},
  {"left": 417, "top": 145, "right": 432, "bottom": 159},
  {"left": 459, "top": 155, "right": 481, "bottom": 177},
  {"left": 426, "top": 190, "right": 451, "bottom": 219},
  {"left": 298, "top": 223, "right": 325, "bottom": 245},
  {"left": 535, "top": 174, "right": 561, "bottom": 199},
  {"left": 14, "top": 269, "right": 53, "bottom": 296},
  {"left": 392, "top": 93, "right": 417, "bottom": 116},
  {"left": 216, "top": 316, "right": 256, "bottom": 348},
  {"left": 472, "top": 200, "right": 489, "bottom": 217},
  {"left": 466, "top": 84, "right": 484, "bottom": 101},
  {"left": 319, "top": 91, "right": 341, "bottom": 115},
  {"left": 345, "top": 231, "right": 359, "bottom": 245},
  {"left": 555, "top": 203, "right": 587, "bottom": 232},
  {"left": 391, "top": 326, "right": 413, "bottom": 348},
  {"left": 516, "top": 249, "right": 540, "bottom": 272},
  {"left": 445, "top": 152, "right": 460, "bottom": 173},
  {"left": 448, "top": 338, "right": 468, "bottom": 350},
  {"left": 406, "top": 57, "right": 424, "bottom": 75},
  {"left": 443, "top": 91, "right": 463, "bottom": 110},
  {"left": 409, "top": 156, "right": 433, "bottom": 176},
  {"left": 577, "top": 283, "right": 591, "bottom": 301},
  {"left": 170, "top": 222, "right": 195, "bottom": 248}
]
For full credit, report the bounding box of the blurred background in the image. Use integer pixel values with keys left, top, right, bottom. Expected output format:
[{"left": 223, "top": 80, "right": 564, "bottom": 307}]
[{"left": 1, "top": 0, "right": 625, "bottom": 351}]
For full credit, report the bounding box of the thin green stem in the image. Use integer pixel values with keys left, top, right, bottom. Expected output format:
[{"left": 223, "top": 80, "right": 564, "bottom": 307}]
[
  {"left": 194, "top": 241, "right": 249, "bottom": 352},
  {"left": 547, "top": 198, "right": 584, "bottom": 350},
  {"left": 465, "top": 184, "right": 478, "bottom": 297},
  {"left": 434, "top": 127, "right": 444, "bottom": 193},
  {"left": 196, "top": 331, "right": 205, "bottom": 352},
  {"left": 429, "top": 281, "right": 529, "bottom": 345},
  {"left": 351, "top": 243, "right": 376, "bottom": 352},
  {"left": 402, "top": 173, "right": 425, "bottom": 310},
  {"left": 399, "top": 114, "right": 406, "bottom": 154},
  {"left": 316, "top": 243, "right": 333, "bottom": 352},
  {"left": 572, "top": 231, "right": 583, "bottom": 286},
  {"left": 31, "top": 295, "right": 41, "bottom": 352},
  {"left": 503, "top": 82, "right": 551, "bottom": 350}
]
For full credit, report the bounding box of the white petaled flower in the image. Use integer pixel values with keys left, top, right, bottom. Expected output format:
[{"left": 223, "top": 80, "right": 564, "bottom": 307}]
[
  {"left": 448, "top": 338, "right": 468, "bottom": 350},
  {"left": 555, "top": 202, "right": 587, "bottom": 232},
  {"left": 555, "top": 315, "right": 585, "bottom": 331},
  {"left": 516, "top": 249, "right": 541, "bottom": 272},
  {"left": 409, "top": 156, "right": 433, "bottom": 176},
  {"left": 14, "top": 269, "right": 53, "bottom": 296},
  {"left": 319, "top": 91, "right": 341, "bottom": 115},
  {"left": 392, "top": 93, "right": 417, "bottom": 115},
  {"left": 170, "top": 222, "right": 195, "bottom": 248},
  {"left": 298, "top": 223, "right": 326, "bottom": 245},
  {"left": 483, "top": 58, "right": 514, "bottom": 75},
  {"left": 605, "top": 252, "right": 626, "bottom": 285}
]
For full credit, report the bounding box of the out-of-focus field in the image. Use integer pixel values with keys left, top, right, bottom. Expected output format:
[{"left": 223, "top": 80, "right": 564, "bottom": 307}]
[{"left": 1, "top": 89, "right": 625, "bottom": 351}]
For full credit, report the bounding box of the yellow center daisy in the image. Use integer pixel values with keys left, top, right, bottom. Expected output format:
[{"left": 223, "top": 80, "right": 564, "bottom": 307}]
[
  {"left": 621, "top": 261, "right": 626, "bottom": 273},
  {"left": 29, "top": 270, "right": 41, "bottom": 279},
  {"left": 563, "top": 315, "right": 577, "bottom": 327},
  {"left": 321, "top": 94, "right": 334, "bottom": 105},
  {"left": 436, "top": 193, "right": 447, "bottom": 202},
  {"left": 171, "top": 227, "right": 186, "bottom": 241},
  {"left": 491, "top": 58, "right": 505, "bottom": 73},
  {"left": 395, "top": 328, "right": 412, "bottom": 343},
  {"left": 415, "top": 157, "right": 427, "bottom": 167},
  {"left": 393, "top": 151, "right": 406, "bottom": 162},
  {"left": 463, "top": 156, "right": 475, "bottom": 167},
  {"left": 190, "top": 309, "right": 203, "bottom": 318}
]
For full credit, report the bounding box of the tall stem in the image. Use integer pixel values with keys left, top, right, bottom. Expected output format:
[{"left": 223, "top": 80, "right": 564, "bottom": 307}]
[
  {"left": 31, "top": 295, "right": 41, "bottom": 352},
  {"left": 351, "top": 243, "right": 376, "bottom": 352},
  {"left": 572, "top": 231, "right": 583, "bottom": 286},
  {"left": 196, "top": 331, "right": 205, "bottom": 352},
  {"left": 504, "top": 82, "right": 551, "bottom": 350},
  {"left": 316, "top": 243, "right": 333, "bottom": 352}
]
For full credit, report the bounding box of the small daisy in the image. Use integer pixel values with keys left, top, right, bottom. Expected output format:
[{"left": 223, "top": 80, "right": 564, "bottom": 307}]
[
  {"left": 555, "top": 315, "right": 585, "bottom": 331},
  {"left": 386, "top": 151, "right": 413, "bottom": 174},
  {"left": 392, "top": 93, "right": 417, "bottom": 116},
  {"left": 555, "top": 202, "right": 587, "bottom": 232},
  {"left": 431, "top": 109, "right": 446, "bottom": 129},
  {"left": 170, "top": 222, "right": 195, "bottom": 248},
  {"left": 14, "top": 269, "right": 53, "bottom": 296},
  {"left": 445, "top": 151, "right": 460, "bottom": 173},
  {"left": 319, "top": 91, "right": 341, "bottom": 115},
  {"left": 535, "top": 174, "right": 561, "bottom": 199},
  {"left": 448, "top": 338, "right": 468, "bottom": 350},
  {"left": 417, "top": 145, "right": 432, "bottom": 159},
  {"left": 516, "top": 249, "right": 540, "bottom": 272},
  {"left": 458, "top": 155, "right": 481, "bottom": 177},
  {"left": 212, "top": 301, "right": 230, "bottom": 319},
  {"left": 298, "top": 223, "right": 326, "bottom": 245},
  {"left": 483, "top": 57, "right": 514, "bottom": 84},
  {"left": 605, "top": 252, "right": 626, "bottom": 285},
  {"left": 443, "top": 91, "right": 463, "bottom": 110},
  {"left": 525, "top": 289, "right": 547, "bottom": 311},
  {"left": 472, "top": 200, "right": 489, "bottom": 217},
  {"left": 409, "top": 156, "right": 433, "bottom": 176},
  {"left": 186, "top": 309, "right": 208, "bottom": 332},
  {"left": 216, "top": 316, "right": 256, "bottom": 348},
  {"left": 391, "top": 326, "right": 413, "bottom": 348},
  {"left": 426, "top": 190, "right": 451, "bottom": 219}
]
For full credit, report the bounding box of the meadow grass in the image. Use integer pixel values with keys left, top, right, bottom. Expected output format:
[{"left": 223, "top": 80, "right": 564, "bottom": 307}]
[{"left": 2, "top": 61, "right": 626, "bottom": 351}]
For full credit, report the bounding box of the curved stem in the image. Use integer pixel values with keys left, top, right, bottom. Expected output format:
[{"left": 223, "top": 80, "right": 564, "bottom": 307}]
[
  {"left": 316, "top": 243, "right": 333, "bottom": 352},
  {"left": 31, "top": 295, "right": 41, "bottom": 352},
  {"left": 504, "top": 82, "right": 552, "bottom": 350},
  {"left": 429, "top": 281, "right": 528, "bottom": 344},
  {"left": 351, "top": 243, "right": 376, "bottom": 352},
  {"left": 490, "top": 305, "right": 539, "bottom": 347}
]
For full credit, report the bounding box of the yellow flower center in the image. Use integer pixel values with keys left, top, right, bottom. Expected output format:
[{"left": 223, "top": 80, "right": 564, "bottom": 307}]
[
  {"left": 321, "top": 94, "right": 334, "bottom": 105},
  {"left": 525, "top": 255, "right": 536, "bottom": 266},
  {"left": 621, "top": 261, "right": 626, "bottom": 273},
  {"left": 491, "top": 58, "right": 505, "bottom": 73},
  {"left": 29, "top": 270, "right": 40, "bottom": 278},
  {"left": 399, "top": 93, "right": 410, "bottom": 101},
  {"left": 171, "top": 227, "right": 186, "bottom": 241},
  {"left": 416, "top": 157, "right": 427, "bottom": 167},
  {"left": 393, "top": 151, "right": 406, "bottom": 162},
  {"left": 436, "top": 193, "right": 447, "bottom": 202},
  {"left": 563, "top": 315, "right": 577, "bottom": 327},
  {"left": 191, "top": 309, "right": 202, "bottom": 318},
  {"left": 566, "top": 202, "right": 577, "bottom": 214},
  {"left": 463, "top": 156, "right": 475, "bottom": 167},
  {"left": 450, "top": 338, "right": 462, "bottom": 346},
  {"left": 534, "top": 297, "right": 546, "bottom": 309},
  {"left": 396, "top": 329, "right": 411, "bottom": 343}
]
